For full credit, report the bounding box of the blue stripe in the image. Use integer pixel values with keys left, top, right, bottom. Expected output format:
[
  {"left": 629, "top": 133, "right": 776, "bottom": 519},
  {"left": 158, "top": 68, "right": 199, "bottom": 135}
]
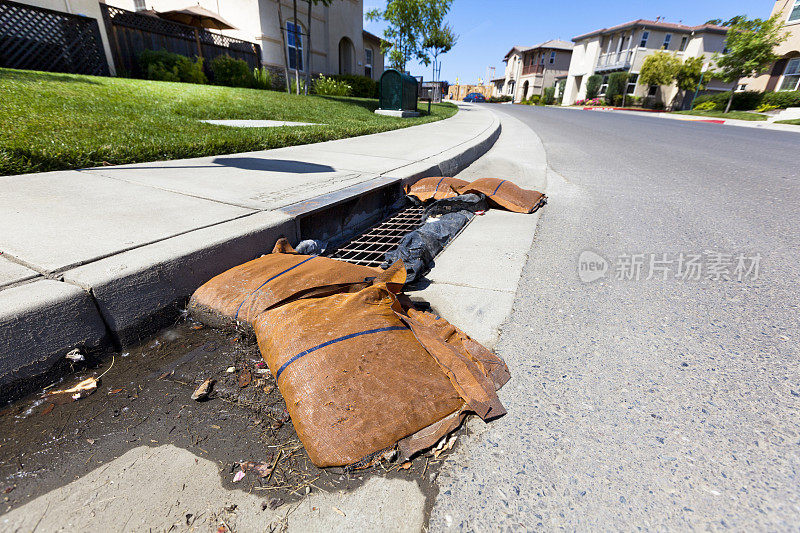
[
  {"left": 491, "top": 179, "right": 507, "bottom": 196},
  {"left": 234, "top": 255, "right": 317, "bottom": 322},
  {"left": 433, "top": 177, "right": 445, "bottom": 193},
  {"left": 275, "top": 326, "right": 407, "bottom": 381}
]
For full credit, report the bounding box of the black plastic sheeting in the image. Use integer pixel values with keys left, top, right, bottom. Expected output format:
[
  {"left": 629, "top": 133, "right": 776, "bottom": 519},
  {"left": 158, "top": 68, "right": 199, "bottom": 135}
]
[{"left": 381, "top": 194, "right": 487, "bottom": 283}]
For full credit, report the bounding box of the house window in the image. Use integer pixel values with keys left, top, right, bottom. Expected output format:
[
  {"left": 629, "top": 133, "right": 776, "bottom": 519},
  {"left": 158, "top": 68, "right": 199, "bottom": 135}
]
[
  {"left": 679, "top": 36, "right": 688, "bottom": 51},
  {"left": 540, "top": 54, "right": 545, "bottom": 65},
  {"left": 599, "top": 74, "right": 609, "bottom": 95},
  {"left": 662, "top": 34, "right": 672, "bottom": 50},
  {"left": 779, "top": 58, "right": 800, "bottom": 91},
  {"left": 287, "top": 21, "right": 304, "bottom": 71},
  {"left": 133, "top": 0, "right": 146, "bottom": 10},
  {"left": 549, "top": 51, "right": 556, "bottom": 64},
  {"left": 789, "top": 0, "right": 800, "bottom": 22},
  {"left": 364, "top": 48, "right": 373, "bottom": 78},
  {"left": 648, "top": 85, "right": 658, "bottom": 96},
  {"left": 627, "top": 73, "right": 638, "bottom": 94},
  {"left": 736, "top": 84, "right": 747, "bottom": 92},
  {"left": 639, "top": 31, "right": 649, "bottom": 48}
]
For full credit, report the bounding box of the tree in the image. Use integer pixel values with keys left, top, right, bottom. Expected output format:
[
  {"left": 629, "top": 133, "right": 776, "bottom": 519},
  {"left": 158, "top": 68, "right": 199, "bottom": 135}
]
[
  {"left": 638, "top": 51, "right": 682, "bottom": 106},
  {"left": 674, "top": 56, "right": 705, "bottom": 108},
  {"left": 422, "top": 23, "right": 457, "bottom": 82},
  {"left": 367, "top": 0, "right": 452, "bottom": 72},
  {"left": 585, "top": 74, "right": 602, "bottom": 100},
  {"left": 639, "top": 51, "right": 681, "bottom": 87},
  {"left": 713, "top": 14, "right": 788, "bottom": 112}
]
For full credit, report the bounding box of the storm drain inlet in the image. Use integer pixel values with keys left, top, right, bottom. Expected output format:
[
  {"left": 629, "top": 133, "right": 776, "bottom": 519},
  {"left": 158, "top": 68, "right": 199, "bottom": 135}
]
[{"left": 328, "top": 205, "right": 425, "bottom": 267}]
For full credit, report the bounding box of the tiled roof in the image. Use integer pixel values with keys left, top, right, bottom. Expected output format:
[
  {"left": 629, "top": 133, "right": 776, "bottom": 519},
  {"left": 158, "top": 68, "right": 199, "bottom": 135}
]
[
  {"left": 572, "top": 19, "right": 728, "bottom": 41},
  {"left": 504, "top": 40, "right": 573, "bottom": 60}
]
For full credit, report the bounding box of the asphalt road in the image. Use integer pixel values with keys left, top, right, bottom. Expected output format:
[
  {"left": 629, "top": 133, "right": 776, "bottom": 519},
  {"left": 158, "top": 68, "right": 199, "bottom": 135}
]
[{"left": 430, "top": 107, "right": 800, "bottom": 530}]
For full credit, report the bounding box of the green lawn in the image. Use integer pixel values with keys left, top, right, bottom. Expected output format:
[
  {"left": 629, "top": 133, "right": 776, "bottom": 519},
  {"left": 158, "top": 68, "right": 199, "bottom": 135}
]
[
  {"left": 672, "top": 109, "right": 768, "bottom": 121},
  {"left": 775, "top": 119, "right": 800, "bottom": 125},
  {"left": 0, "top": 69, "right": 457, "bottom": 175}
]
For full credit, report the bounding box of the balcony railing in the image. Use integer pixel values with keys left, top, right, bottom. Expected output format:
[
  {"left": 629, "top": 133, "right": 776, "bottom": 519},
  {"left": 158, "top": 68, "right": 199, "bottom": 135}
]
[
  {"left": 596, "top": 50, "right": 633, "bottom": 71},
  {"left": 521, "top": 64, "right": 544, "bottom": 76}
]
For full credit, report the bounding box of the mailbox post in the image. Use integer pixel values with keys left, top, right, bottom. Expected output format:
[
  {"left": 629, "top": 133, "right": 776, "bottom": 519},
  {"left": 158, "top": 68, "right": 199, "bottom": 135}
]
[{"left": 375, "top": 69, "right": 420, "bottom": 117}]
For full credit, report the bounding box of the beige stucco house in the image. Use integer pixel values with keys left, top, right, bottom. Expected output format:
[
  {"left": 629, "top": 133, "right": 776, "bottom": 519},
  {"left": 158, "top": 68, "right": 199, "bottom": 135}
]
[
  {"left": 562, "top": 19, "right": 735, "bottom": 107},
  {"left": 107, "top": 0, "right": 384, "bottom": 80},
  {"left": 740, "top": 0, "right": 800, "bottom": 93},
  {"left": 11, "top": 0, "right": 384, "bottom": 81},
  {"left": 498, "top": 40, "right": 573, "bottom": 102}
]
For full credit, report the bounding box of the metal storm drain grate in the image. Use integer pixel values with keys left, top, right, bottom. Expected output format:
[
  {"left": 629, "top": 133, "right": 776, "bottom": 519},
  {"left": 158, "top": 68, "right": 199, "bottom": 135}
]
[{"left": 328, "top": 205, "right": 425, "bottom": 267}]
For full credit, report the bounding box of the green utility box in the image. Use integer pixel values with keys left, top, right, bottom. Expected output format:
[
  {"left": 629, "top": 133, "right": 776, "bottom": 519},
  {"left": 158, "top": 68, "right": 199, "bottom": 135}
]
[{"left": 376, "top": 69, "right": 420, "bottom": 117}]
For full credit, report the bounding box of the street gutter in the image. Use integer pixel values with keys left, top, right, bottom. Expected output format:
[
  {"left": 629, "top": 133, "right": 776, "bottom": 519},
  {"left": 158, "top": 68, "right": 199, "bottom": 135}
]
[{"left": 0, "top": 103, "right": 500, "bottom": 399}]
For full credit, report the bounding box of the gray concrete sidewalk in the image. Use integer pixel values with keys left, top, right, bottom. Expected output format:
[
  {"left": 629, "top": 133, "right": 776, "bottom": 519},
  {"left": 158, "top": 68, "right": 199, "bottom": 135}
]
[{"left": 0, "top": 103, "right": 500, "bottom": 392}]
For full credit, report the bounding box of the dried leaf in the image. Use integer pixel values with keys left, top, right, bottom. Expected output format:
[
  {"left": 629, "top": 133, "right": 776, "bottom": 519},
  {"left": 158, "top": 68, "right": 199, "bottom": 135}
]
[
  {"left": 191, "top": 379, "right": 215, "bottom": 401},
  {"left": 40, "top": 403, "right": 55, "bottom": 415},
  {"left": 238, "top": 369, "right": 252, "bottom": 388},
  {"left": 232, "top": 470, "right": 246, "bottom": 483},
  {"left": 332, "top": 506, "right": 346, "bottom": 517},
  {"left": 48, "top": 377, "right": 98, "bottom": 400},
  {"left": 108, "top": 388, "right": 124, "bottom": 394},
  {"left": 400, "top": 462, "right": 412, "bottom": 470}
]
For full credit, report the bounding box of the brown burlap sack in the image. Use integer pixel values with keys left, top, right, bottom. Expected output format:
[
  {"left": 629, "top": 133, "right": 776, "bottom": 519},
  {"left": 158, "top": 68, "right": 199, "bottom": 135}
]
[
  {"left": 188, "top": 239, "right": 390, "bottom": 330},
  {"left": 254, "top": 267, "right": 509, "bottom": 467},
  {"left": 457, "top": 178, "right": 546, "bottom": 214},
  {"left": 405, "top": 177, "right": 469, "bottom": 202}
]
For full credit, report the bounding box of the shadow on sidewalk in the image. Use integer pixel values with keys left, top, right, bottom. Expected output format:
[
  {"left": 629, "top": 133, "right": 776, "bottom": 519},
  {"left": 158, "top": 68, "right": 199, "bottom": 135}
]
[{"left": 211, "top": 157, "right": 335, "bottom": 174}]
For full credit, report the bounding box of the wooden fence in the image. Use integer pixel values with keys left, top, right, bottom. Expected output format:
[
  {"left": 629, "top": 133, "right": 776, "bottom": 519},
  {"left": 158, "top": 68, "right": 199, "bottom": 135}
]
[
  {"left": 0, "top": 0, "right": 109, "bottom": 75},
  {"left": 100, "top": 4, "right": 261, "bottom": 77}
]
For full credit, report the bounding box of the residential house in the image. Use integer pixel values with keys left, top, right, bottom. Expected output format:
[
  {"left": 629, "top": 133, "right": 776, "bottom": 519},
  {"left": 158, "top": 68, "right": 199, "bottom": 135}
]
[
  {"left": 562, "top": 19, "right": 735, "bottom": 108},
  {"left": 106, "top": 0, "right": 384, "bottom": 80},
  {"left": 8, "top": 0, "right": 384, "bottom": 81},
  {"left": 499, "top": 40, "right": 573, "bottom": 102},
  {"left": 739, "top": 0, "right": 800, "bottom": 93}
]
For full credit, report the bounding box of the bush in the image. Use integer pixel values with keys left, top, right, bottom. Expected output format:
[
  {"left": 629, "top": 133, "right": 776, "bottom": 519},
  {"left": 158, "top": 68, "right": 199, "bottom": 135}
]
[
  {"left": 331, "top": 74, "right": 377, "bottom": 98},
  {"left": 694, "top": 101, "right": 719, "bottom": 111},
  {"left": 312, "top": 74, "right": 352, "bottom": 96},
  {"left": 253, "top": 67, "right": 276, "bottom": 90},
  {"left": 692, "top": 90, "right": 763, "bottom": 111},
  {"left": 585, "top": 74, "right": 602, "bottom": 100},
  {"left": 487, "top": 95, "right": 512, "bottom": 103},
  {"left": 139, "top": 49, "right": 206, "bottom": 84},
  {"left": 626, "top": 95, "right": 643, "bottom": 107},
  {"left": 210, "top": 55, "right": 252, "bottom": 88},
  {"left": 542, "top": 86, "right": 556, "bottom": 105},
  {"left": 605, "top": 72, "right": 628, "bottom": 106},
  {"left": 761, "top": 90, "right": 800, "bottom": 109}
]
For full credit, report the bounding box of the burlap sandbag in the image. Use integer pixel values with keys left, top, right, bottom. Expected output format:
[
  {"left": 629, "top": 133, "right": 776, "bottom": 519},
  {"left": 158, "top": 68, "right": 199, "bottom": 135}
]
[
  {"left": 457, "top": 178, "right": 546, "bottom": 214},
  {"left": 405, "top": 177, "right": 469, "bottom": 202},
  {"left": 254, "top": 269, "right": 509, "bottom": 467},
  {"left": 188, "top": 239, "right": 390, "bottom": 330}
]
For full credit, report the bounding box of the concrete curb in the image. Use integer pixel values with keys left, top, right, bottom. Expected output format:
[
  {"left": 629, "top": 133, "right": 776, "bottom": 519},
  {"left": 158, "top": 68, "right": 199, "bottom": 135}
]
[
  {"left": 562, "top": 105, "right": 800, "bottom": 133},
  {"left": 0, "top": 105, "right": 500, "bottom": 397}
]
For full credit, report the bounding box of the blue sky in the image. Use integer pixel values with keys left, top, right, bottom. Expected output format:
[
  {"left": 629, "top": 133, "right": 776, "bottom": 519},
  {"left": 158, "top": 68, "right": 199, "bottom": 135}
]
[{"left": 363, "top": 0, "right": 774, "bottom": 84}]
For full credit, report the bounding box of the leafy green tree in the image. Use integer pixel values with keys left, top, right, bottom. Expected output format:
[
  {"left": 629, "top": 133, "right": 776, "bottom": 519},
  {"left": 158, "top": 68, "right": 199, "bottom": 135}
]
[
  {"left": 585, "top": 74, "right": 602, "bottom": 100},
  {"left": 674, "top": 56, "right": 705, "bottom": 108},
  {"left": 713, "top": 15, "right": 788, "bottom": 112},
  {"left": 639, "top": 51, "right": 681, "bottom": 87},
  {"left": 638, "top": 51, "right": 682, "bottom": 105},
  {"left": 423, "top": 23, "right": 457, "bottom": 82},
  {"left": 367, "top": 0, "right": 452, "bottom": 72}
]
